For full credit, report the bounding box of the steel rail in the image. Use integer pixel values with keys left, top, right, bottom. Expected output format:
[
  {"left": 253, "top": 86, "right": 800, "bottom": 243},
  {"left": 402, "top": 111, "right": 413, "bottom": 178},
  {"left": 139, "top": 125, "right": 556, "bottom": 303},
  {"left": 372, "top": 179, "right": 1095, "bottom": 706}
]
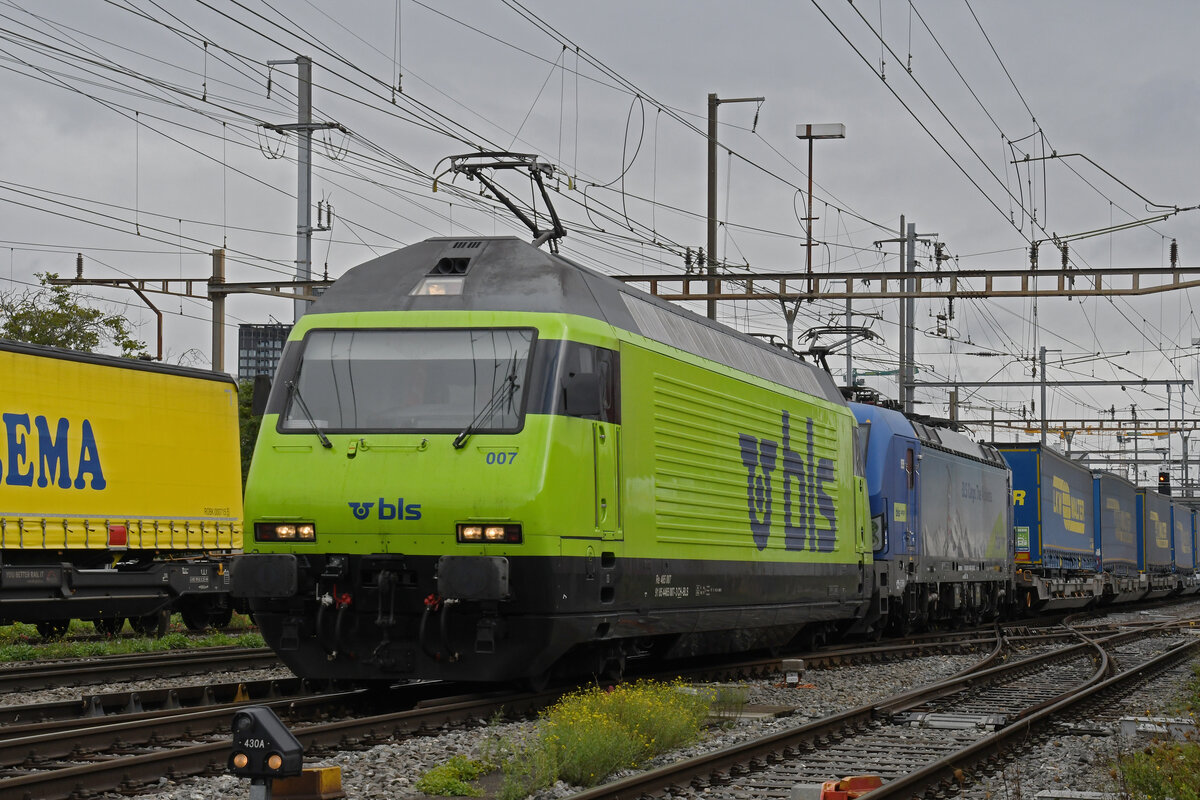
[
  {"left": 561, "top": 625, "right": 1189, "bottom": 800},
  {"left": 0, "top": 688, "right": 560, "bottom": 800},
  {"left": 0, "top": 676, "right": 319, "bottom": 727},
  {"left": 0, "top": 647, "right": 279, "bottom": 692},
  {"left": 867, "top": 637, "right": 1200, "bottom": 799}
]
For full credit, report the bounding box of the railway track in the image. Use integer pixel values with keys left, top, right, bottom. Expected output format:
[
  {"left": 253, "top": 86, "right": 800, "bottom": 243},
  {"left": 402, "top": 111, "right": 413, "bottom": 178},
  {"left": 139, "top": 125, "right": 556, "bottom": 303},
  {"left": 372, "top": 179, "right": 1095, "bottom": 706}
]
[
  {"left": 1, "top": 605, "right": 1194, "bottom": 799},
  {"left": 0, "top": 646, "right": 280, "bottom": 692},
  {"left": 565, "top": 619, "right": 1200, "bottom": 800},
  {"left": 0, "top": 681, "right": 553, "bottom": 800},
  {"left": 0, "top": 631, "right": 1001, "bottom": 800}
]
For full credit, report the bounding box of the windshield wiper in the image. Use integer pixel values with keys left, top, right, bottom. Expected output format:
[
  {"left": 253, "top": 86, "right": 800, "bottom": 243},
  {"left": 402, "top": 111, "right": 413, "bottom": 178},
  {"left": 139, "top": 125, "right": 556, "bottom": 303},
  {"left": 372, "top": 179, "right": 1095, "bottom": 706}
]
[
  {"left": 286, "top": 380, "right": 333, "bottom": 449},
  {"left": 453, "top": 360, "right": 520, "bottom": 450}
]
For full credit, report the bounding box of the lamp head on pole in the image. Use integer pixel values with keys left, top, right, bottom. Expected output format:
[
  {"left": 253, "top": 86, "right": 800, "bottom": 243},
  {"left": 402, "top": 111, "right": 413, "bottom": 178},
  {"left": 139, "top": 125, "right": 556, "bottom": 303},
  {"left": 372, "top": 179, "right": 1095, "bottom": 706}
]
[{"left": 795, "top": 123, "right": 846, "bottom": 140}]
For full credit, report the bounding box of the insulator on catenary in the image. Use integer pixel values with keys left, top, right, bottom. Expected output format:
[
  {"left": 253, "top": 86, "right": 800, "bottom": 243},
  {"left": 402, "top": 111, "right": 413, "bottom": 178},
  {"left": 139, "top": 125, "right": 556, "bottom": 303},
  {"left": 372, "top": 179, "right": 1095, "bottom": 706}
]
[
  {"left": 1170, "top": 238, "right": 1178, "bottom": 268},
  {"left": 1029, "top": 242, "right": 1039, "bottom": 270},
  {"left": 684, "top": 247, "right": 693, "bottom": 271},
  {"left": 1060, "top": 242, "right": 1069, "bottom": 269}
]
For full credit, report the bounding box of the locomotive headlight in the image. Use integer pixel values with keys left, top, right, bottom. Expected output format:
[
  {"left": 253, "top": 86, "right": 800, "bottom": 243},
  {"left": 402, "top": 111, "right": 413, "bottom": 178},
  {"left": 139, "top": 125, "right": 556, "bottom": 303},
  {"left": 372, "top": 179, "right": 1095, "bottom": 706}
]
[
  {"left": 255, "top": 522, "right": 318, "bottom": 542},
  {"left": 457, "top": 523, "right": 522, "bottom": 543}
]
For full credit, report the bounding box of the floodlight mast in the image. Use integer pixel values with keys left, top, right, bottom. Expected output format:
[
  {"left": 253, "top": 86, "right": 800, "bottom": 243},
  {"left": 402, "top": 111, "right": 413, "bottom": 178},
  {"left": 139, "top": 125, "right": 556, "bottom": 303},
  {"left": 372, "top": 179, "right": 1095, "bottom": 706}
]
[{"left": 434, "top": 153, "right": 566, "bottom": 250}]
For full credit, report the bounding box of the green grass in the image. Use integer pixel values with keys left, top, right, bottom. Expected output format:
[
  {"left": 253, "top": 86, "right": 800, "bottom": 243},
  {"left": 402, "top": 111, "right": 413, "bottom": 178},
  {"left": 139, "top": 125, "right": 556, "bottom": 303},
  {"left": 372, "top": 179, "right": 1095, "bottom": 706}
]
[
  {"left": 414, "top": 755, "right": 492, "bottom": 797},
  {"left": 1114, "top": 662, "right": 1200, "bottom": 800},
  {"left": 427, "top": 680, "right": 719, "bottom": 800},
  {"left": 0, "top": 614, "right": 263, "bottom": 661}
]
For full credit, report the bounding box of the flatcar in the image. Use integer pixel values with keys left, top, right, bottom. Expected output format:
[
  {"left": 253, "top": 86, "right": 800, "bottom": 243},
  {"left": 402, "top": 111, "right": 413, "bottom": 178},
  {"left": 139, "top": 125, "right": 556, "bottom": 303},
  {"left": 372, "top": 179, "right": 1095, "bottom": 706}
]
[
  {"left": 232, "top": 235, "right": 873, "bottom": 684},
  {"left": 0, "top": 339, "right": 243, "bottom": 637}
]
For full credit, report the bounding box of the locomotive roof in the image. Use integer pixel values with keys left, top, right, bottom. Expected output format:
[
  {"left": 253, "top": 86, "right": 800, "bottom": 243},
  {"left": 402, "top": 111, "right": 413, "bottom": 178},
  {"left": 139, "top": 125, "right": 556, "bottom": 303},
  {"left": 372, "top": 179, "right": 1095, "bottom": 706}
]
[
  {"left": 307, "top": 236, "right": 845, "bottom": 405},
  {"left": 850, "top": 401, "right": 1006, "bottom": 468}
]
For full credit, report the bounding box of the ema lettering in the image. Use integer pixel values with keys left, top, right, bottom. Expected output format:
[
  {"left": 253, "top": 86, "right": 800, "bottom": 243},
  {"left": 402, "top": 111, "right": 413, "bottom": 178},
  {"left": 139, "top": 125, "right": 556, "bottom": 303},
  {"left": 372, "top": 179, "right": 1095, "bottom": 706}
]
[{"left": 1, "top": 413, "right": 106, "bottom": 490}]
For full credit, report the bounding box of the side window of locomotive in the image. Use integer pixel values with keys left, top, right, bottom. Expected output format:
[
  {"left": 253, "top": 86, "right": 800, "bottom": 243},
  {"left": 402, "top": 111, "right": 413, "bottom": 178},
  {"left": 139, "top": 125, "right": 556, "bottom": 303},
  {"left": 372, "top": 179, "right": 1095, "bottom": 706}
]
[
  {"left": 905, "top": 447, "right": 915, "bottom": 490},
  {"left": 561, "top": 345, "right": 619, "bottom": 423},
  {"left": 525, "top": 339, "right": 620, "bottom": 424},
  {"left": 852, "top": 420, "right": 869, "bottom": 479}
]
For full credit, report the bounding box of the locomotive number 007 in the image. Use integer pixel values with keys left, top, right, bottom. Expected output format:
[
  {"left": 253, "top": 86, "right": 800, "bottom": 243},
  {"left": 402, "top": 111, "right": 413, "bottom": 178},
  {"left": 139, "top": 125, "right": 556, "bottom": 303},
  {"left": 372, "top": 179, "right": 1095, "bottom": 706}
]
[{"left": 485, "top": 451, "right": 518, "bottom": 465}]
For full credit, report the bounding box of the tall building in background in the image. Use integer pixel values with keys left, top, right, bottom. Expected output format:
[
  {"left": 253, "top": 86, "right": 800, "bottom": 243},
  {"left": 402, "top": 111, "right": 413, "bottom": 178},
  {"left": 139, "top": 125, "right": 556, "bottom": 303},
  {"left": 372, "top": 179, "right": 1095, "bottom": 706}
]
[{"left": 238, "top": 323, "right": 291, "bottom": 382}]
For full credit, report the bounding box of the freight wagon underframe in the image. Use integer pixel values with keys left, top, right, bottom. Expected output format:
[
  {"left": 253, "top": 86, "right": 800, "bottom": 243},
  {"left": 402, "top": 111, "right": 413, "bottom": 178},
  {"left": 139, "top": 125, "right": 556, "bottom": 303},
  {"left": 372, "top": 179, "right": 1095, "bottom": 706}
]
[{"left": 0, "top": 557, "right": 236, "bottom": 636}]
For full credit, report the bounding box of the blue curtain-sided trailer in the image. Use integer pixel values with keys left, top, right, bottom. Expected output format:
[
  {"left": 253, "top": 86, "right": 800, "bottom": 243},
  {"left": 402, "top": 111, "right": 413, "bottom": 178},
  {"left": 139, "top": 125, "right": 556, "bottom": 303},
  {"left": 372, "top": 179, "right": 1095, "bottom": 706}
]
[
  {"left": 1189, "top": 509, "right": 1200, "bottom": 594},
  {"left": 997, "top": 444, "right": 1100, "bottom": 611},
  {"left": 1136, "top": 489, "right": 1177, "bottom": 599},
  {"left": 1172, "top": 501, "right": 1199, "bottom": 594},
  {"left": 1093, "top": 472, "right": 1145, "bottom": 604}
]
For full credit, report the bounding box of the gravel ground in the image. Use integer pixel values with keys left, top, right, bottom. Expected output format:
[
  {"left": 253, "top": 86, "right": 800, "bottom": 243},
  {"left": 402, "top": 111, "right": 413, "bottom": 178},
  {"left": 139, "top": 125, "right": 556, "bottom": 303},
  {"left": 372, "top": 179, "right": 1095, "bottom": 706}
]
[
  {"left": 64, "top": 602, "right": 1200, "bottom": 800},
  {"left": 105, "top": 652, "right": 980, "bottom": 800}
]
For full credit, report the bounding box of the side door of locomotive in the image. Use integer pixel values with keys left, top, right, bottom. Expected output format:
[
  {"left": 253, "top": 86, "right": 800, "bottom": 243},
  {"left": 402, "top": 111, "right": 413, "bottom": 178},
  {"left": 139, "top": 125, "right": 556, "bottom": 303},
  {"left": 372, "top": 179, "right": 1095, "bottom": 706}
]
[
  {"left": 591, "top": 347, "right": 622, "bottom": 541},
  {"left": 892, "top": 437, "right": 919, "bottom": 559},
  {"left": 593, "top": 419, "right": 620, "bottom": 539}
]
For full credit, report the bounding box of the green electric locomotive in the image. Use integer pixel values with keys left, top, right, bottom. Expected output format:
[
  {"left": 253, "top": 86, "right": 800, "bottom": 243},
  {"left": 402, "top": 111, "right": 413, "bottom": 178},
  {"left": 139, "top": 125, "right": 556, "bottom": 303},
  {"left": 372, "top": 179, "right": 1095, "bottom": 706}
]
[{"left": 232, "top": 235, "right": 871, "bottom": 684}]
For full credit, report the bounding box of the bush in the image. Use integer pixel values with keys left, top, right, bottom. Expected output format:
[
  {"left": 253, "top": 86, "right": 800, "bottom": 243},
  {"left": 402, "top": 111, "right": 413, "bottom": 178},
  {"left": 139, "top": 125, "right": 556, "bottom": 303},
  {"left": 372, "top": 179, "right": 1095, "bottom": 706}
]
[
  {"left": 1117, "top": 742, "right": 1200, "bottom": 800},
  {"left": 419, "top": 680, "right": 720, "bottom": 799},
  {"left": 499, "top": 680, "right": 716, "bottom": 798},
  {"left": 1114, "top": 663, "right": 1200, "bottom": 800},
  {"left": 414, "top": 756, "right": 491, "bottom": 797}
]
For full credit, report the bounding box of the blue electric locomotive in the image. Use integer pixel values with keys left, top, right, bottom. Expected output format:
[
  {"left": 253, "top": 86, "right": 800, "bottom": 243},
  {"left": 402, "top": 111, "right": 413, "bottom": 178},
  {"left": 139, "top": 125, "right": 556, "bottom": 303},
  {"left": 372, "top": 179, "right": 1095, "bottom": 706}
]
[{"left": 850, "top": 402, "right": 1012, "bottom": 634}]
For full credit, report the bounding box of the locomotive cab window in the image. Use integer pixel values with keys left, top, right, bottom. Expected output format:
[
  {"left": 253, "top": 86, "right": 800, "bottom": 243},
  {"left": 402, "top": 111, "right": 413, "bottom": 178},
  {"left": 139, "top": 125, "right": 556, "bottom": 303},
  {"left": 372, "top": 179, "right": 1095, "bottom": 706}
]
[
  {"left": 526, "top": 339, "right": 620, "bottom": 424},
  {"left": 280, "top": 328, "right": 535, "bottom": 433},
  {"left": 853, "top": 420, "right": 869, "bottom": 479}
]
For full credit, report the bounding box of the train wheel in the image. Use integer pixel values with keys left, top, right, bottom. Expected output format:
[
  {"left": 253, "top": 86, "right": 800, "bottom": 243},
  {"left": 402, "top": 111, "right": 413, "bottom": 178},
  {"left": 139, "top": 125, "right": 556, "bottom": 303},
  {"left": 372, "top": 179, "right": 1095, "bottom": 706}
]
[
  {"left": 209, "top": 605, "right": 234, "bottom": 629},
  {"left": 130, "top": 609, "right": 170, "bottom": 638},
  {"left": 91, "top": 617, "right": 126, "bottom": 637},
  {"left": 522, "top": 668, "right": 554, "bottom": 693},
  {"left": 35, "top": 620, "right": 70, "bottom": 640},
  {"left": 180, "top": 600, "right": 214, "bottom": 632},
  {"left": 886, "top": 613, "right": 912, "bottom": 637},
  {"left": 179, "top": 600, "right": 234, "bottom": 631}
]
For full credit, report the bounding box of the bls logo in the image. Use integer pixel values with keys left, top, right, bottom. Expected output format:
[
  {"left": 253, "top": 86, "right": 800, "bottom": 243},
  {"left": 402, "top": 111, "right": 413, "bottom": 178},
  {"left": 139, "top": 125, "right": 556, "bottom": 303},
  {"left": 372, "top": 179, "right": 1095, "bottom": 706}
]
[
  {"left": 738, "top": 410, "right": 835, "bottom": 553},
  {"left": 347, "top": 498, "right": 422, "bottom": 521}
]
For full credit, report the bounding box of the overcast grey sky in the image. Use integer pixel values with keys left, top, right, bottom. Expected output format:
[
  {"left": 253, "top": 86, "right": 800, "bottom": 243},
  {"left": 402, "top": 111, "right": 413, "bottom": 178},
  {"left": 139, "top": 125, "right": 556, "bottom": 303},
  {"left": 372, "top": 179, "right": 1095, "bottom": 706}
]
[{"left": 2, "top": 1, "right": 1198, "bottom": 477}]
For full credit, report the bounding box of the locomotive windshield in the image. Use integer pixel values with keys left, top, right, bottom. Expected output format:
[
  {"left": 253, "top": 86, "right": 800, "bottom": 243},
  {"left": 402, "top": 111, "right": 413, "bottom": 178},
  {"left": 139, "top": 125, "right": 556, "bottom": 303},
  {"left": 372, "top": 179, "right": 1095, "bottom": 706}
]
[{"left": 281, "top": 328, "right": 535, "bottom": 433}]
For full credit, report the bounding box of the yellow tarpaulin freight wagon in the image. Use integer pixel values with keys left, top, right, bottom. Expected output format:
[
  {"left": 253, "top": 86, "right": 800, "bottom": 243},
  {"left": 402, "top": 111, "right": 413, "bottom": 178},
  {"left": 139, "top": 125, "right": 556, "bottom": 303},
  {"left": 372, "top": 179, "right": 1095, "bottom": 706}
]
[{"left": 0, "top": 339, "right": 243, "bottom": 637}]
